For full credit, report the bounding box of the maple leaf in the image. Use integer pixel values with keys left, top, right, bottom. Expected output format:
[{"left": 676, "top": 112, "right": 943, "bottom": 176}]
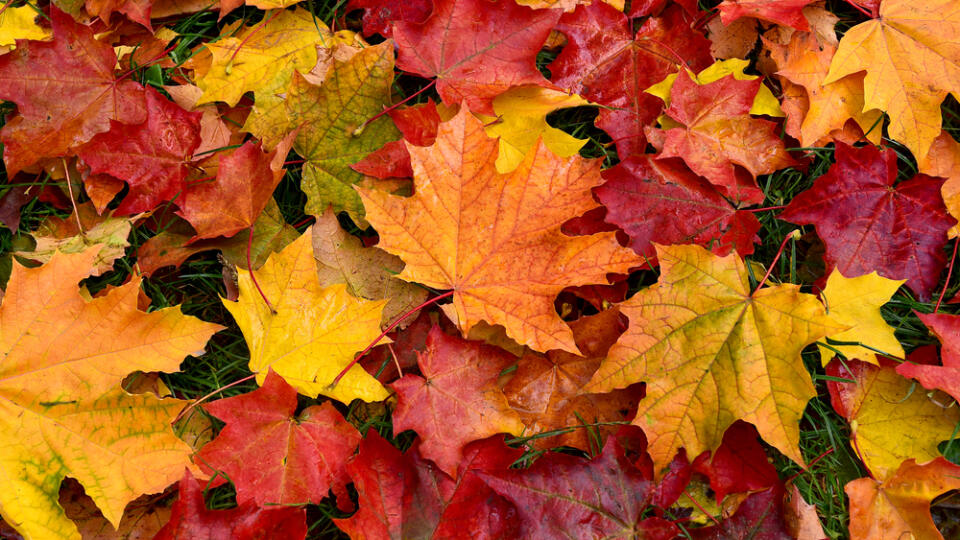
[
  {"left": 0, "top": 7, "right": 146, "bottom": 176},
  {"left": 154, "top": 470, "right": 308, "bottom": 540},
  {"left": 0, "top": 248, "right": 221, "bottom": 540},
  {"left": 481, "top": 86, "right": 589, "bottom": 173},
  {"left": 651, "top": 68, "right": 796, "bottom": 205},
  {"left": 827, "top": 355, "right": 959, "bottom": 481},
  {"left": 920, "top": 131, "right": 960, "bottom": 237},
  {"left": 391, "top": 327, "right": 524, "bottom": 477},
  {"left": 195, "top": 8, "right": 330, "bottom": 107},
  {"left": 693, "top": 422, "right": 779, "bottom": 503},
  {"left": 335, "top": 431, "right": 523, "bottom": 539},
  {"left": 85, "top": 0, "right": 153, "bottom": 29},
  {"left": 312, "top": 208, "right": 428, "bottom": 327},
  {"left": 779, "top": 142, "right": 955, "bottom": 300},
  {"left": 817, "top": 270, "right": 904, "bottom": 365},
  {"left": 896, "top": 313, "right": 960, "bottom": 404},
  {"left": 57, "top": 479, "right": 172, "bottom": 540},
  {"left": 176, "top": 134, "right": 294, "bottom": 240},
  {"left": 198, "top": 371, "right": 361, "bottom": 508},
  {"left": 548, "top": 2, "right": 713, "bottom": 158},
  {"left": 222, "top": 230, "right": 390, "bottom": 403},
  {"left": 690, "top": 486, "right": 793, "bottom": 539},
  {"left": 845, "top": 458, "right": 960, "bottom": 540},
  {"left": 393, "top": 0, "right": 561, "bottom": 115},
  {"left": 825, "top": 0, "right": 960, "bottom": 160},
  {"left": 717, "top": 0, "right": 816, "bottom": 30},
  {"left": 0, "top": 6, "right": 50, "bottom": 49},
  {"left": 784, "top": 484, "right": 827, "bottom": 540},
  {"left": 78, "top": 87, "right": 202, "bottom": 215},
  {"left": 503, "top": 308, "right": 644, "bottom": 452},
  {"left": 586, "top": 243, "right": 844, "bottom": 471},
  {"left": 596, "top": 156, "right": 761, "bottom": 261},
  {"left": 246, "top": 42, "right": 398, "bottom": 220},
  {"left": 765, "top": 30, "right": 882, "bottom": 148},
  {"left": 352, "top": 100, "right": 442, "bottom": 180},
  {"left": 346, "top": 0, "right": 432, "bottom": 38},
  {"left": 478, "top": 430, "right": 677, "bottom": 539},
  {"left": 15, "top": 202, "right": 136, "bottom": 276},
  {"left": 359, "top": 108, "right": 641, "bottom": 354}
]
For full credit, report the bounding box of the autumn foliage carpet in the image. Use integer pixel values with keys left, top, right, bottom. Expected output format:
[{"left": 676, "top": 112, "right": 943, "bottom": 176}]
[{"left": 2, "top": 0, "right": 960, "bottom": 538}]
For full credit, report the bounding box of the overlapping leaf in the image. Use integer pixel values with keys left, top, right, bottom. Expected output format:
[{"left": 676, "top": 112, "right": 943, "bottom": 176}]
[{"left": 360, "top": 108, "right": 640, "bottom": 354}]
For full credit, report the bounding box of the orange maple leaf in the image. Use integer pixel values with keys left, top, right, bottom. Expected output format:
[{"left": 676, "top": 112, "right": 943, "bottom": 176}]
[
  {"left": 0, "top": 248, "right": 222, "bottom": 540},
  {"left": 359, "top": 108, "right": 641, "bottom": 354}
]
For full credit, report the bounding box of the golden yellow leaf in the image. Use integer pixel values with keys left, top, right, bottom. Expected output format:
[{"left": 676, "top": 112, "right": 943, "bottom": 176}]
[
  {"left": 0, "top": 248, "right": 221, "bottom": 540},
  {"left": 196, "top": 8, "right": 331, "bottom": 107},
  {"left": 222, "top": 230, "right": 390, "bottom": 404},
  {"left": 0, "top": 5, "right": 50, "bottom": 49},
  {"left": 586, "top": 243, "right": 844, "bottom": 471},
  {"left": 818, "top": 270, "right": 904, "bottom": 366},
  {"left": 824, "top": 0, "right": 960, "bottom": 160},
  {"left": 828, "top": 358, "right": 959, "bottom": 481},
  {"left": 481, "top": 86, "right": 588, "bottom": 173},
  {"left": 359, "top": 108, "right": 641, "bottom": 354}
]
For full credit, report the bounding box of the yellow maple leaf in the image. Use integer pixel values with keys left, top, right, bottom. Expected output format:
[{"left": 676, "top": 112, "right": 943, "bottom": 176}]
[
  {"left": 829, "top": 359, "right": 959, "bottom": 481},
  {"left": 244, "top": 41, "right": 398, "bottom": 221},
  {"left": 586, "top": 243, "right": 844, "bottom": 471},
  {"left": 480, "top": 86, "right": 589, "bottom": 173},
  {"left": 359, "top": 108, "right": 641, "bottom": 354},
  {"left": 818, "top": 270, "right": 904, "bottom": 366},
  {"left": 0, "top": 247, "right": 221, "bottom": 540},
  {"left": 222, "top": 230, "right": 390, "bottom": 404},
  {"left": 824, "top": 0, "right": 960, "bottom": 161},
  {"left": 0, "top": 5, "right": 50, "bottom": 50},
  {"left": 196, "top": 8, "right": 331, "bottom": 107}
]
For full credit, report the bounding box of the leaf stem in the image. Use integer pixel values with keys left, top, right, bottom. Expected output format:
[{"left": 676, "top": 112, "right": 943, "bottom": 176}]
[
  {"left": 115, "top": 42, "right": 180, "bottom": 83},
  {"left": 61, "top": 159, "right": 85, "bottom": 236},
  {"left": 842, "top": 0, "right": 874, "bottom": 18},
  {"left": 756, "top": 230, "right": 799, "bottom": 290},
  {"left": 353, "top": 79, "right": 436, "bottom": 136},
  {"left": 785, "top": 447, "right": 834, "bottom": 484},
  {"left": 329, "top": 289, "right": 454, "bottom": 389},
  {"left": 683, "top": 489, "right": 722, "bottom": 526},
  {"left": 744, "top": 205, "right": 786, "bottom": 213},
  {"left": 226, "top": 9, "right": 282, "bottom": 70},
  {"left": 936, "top": 239, "right": 958, "bottom": 313},
  {"left": 173, "top": 373, "right": 257, "bottom": 423},
  {"left": 246, "top": 226, "right": 276, "bottom": 314}
]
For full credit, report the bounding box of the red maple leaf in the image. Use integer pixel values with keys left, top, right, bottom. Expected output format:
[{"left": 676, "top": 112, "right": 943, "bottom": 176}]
[
  {"left": 394, "top": 0, "right": 561, "bottom": 115},
  {"left": 0, "top": 7, "right": 146, "bottom": 175},
  {"left": 78, "top": 87, "right": 201, "bottom": 215},
  {"left": 197, "top": 371, "right": 361, "bottom": 509},
  {"left": 548, "top": 2, "right": 712, "bottom": 159},
  {"left": 779, "top": 142, "right": 954, "bottom": 300}
]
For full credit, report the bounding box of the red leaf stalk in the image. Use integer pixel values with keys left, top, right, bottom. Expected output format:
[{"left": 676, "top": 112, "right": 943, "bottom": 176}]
[{"left": 329, "top": 289, "right": 454, "bottom": 389}]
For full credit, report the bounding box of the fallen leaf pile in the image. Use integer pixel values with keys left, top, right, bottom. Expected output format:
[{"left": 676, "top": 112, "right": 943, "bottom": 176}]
[{"left": 1, "top": 0, "right": 959, "bottom": 538}]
